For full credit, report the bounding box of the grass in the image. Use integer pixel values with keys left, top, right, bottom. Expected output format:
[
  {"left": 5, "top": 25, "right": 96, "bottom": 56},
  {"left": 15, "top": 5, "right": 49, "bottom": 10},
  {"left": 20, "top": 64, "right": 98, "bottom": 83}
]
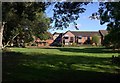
[{"left": 2, "top": 47, "right": 120, "bottom": 82}]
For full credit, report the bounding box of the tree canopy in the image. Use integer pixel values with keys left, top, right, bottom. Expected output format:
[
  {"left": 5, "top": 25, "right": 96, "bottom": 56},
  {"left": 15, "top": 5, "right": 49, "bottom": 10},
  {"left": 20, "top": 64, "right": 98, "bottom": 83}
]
[
  {"left": 98, "top": 2, "right": 120, "bottom": 49},
  {"left": 89, "top": 2, "right": 120, "bottom": 49},
  {"left": 31, "top": 12, "right": 51, "bottom": 40},
  {"left": 1, "top": 2, "right": 90, "bottom": 48},
  {"left": 51, "top": 2, "right": 89, "bottom": 30},
  {"left": 2, "top": 2, "right": 51, "bottom": 47}
]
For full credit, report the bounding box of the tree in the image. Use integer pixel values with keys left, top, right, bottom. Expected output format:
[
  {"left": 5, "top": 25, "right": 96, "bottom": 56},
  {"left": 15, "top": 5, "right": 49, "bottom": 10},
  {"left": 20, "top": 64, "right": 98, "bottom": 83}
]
[
  {"left": 51, "top": 2, "right": 89, "bottom": 30},
  {"left": 31, "top": 12, "right": 51, "bottom": 40},
  {"left": 1, "top": 2, "right": 91, "bottom": 49},
  {"left": 104, "top": 29, "right": 120, "bottom": 49},
  {"left": 2, "top": 2, "right": 49, "bottom": 48},
  {"left": 0, "top": 22, "right": 5, "bottom": 49},
  {"left": 89, "top": 2, "right": 120, "bottom": 49},
  {"left": 98, "top": 2, "right": 120, "bottom": 49},
  {"left": 92, "top": 35, "right": 100, "bottom": 46}
]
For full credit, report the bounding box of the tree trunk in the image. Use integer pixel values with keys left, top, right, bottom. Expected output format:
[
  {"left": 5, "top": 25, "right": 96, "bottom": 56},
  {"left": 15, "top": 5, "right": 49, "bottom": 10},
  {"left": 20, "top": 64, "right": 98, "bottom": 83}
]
[{"left": 0, "top": 22, "right": 5, "bottom": 49}]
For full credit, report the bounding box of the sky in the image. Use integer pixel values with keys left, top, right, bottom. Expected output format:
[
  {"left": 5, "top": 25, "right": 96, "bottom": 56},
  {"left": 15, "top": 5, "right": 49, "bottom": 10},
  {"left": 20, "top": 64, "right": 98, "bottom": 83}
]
[{"left": 45, "top": 2, "right": 107, "bottom": 34}]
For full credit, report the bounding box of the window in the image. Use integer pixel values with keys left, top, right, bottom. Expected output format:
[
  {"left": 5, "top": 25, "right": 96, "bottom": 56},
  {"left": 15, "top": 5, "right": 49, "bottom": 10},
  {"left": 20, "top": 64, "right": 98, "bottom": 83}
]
[
  {"left": 78, "top": 36, "right": 82, "bottom": 39},
  {"left": 64, "top": 37, "right": 68, "bottom": 39}
]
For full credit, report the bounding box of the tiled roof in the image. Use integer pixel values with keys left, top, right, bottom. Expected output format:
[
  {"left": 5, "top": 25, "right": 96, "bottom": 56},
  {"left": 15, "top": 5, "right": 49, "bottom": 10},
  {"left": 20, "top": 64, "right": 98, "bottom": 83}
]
[{"left": 70, "top": 31, "right": 100, "bottom": 37}]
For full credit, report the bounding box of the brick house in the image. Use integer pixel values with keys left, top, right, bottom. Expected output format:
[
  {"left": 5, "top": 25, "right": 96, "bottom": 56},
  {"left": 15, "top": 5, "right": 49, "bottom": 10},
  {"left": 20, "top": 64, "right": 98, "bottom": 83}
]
[
  {"left": 33, "top": 30, "right": 108, "bottom": 47},
  {"left": 52, "top": 30, "right": 108, "bottom": 46},
  {"left": 62, "top": 30, "right": 101, "bottom": 45}
]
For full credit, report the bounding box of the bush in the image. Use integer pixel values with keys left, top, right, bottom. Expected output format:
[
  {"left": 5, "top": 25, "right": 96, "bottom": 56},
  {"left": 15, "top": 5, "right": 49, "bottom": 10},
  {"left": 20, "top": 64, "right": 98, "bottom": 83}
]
[
  {"left": 92, "top": 35, "right": 100, "bottom": 46},
  {"left": 72, "top": 43, "right": 77, "bottom": 47}
]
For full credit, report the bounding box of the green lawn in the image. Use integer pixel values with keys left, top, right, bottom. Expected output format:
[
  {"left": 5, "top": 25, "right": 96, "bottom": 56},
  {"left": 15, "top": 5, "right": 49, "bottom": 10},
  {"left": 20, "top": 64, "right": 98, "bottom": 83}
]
[{"left": 2, "top": 47, "right": 120, "bottom": 82}]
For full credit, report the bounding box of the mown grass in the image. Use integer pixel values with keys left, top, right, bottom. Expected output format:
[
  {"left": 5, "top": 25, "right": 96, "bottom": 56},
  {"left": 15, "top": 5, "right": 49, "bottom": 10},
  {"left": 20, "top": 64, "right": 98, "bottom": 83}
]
[{"left": 2, "top": 47, "right": 120, "bottom": 82}]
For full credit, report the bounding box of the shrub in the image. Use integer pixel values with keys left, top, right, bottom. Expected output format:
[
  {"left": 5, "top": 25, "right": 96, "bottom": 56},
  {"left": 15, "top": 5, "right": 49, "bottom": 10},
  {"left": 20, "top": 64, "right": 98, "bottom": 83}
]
[
  {"left": 72, "top": 43, "right": 77, "bottom": 47},
  {"left": 92, "top": 35, "right": 100, "bottom": 46}
]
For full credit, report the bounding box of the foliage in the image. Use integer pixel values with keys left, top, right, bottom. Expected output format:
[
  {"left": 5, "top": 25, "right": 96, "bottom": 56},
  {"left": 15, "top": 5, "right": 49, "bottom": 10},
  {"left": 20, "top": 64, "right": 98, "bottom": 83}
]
[
  {"left": 51, "top": 2, "right": 89, "bottom": 30},
  {"left": 91, "top": 2, "right": 120, "bottom": 49},
  {"left": 104, "top": 29, "right": 120, "bottom": 49},
  {"left": 1, "top": 2, "right": 92, "bottom": 48},
  {"left": 2, "top": 2, "right": 50, "bottom": 47},
  {"left": 31, "top": 12, "right": 51, "bottom": 40},
  {"left": 72, "top": 42, "right": 77, "bottom": 47},
  {"left": 92, "top": 35, "right": 100, "bottom": 46}
]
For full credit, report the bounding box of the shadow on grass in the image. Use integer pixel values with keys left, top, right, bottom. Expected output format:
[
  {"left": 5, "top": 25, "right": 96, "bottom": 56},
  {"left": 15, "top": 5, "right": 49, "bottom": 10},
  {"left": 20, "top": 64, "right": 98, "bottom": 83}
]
[
  {"left": 2, "top": 51, "right": 120, "bottom": 82},
  {"left": 44, "top": 47, "right": 120, "bottom": 53}
]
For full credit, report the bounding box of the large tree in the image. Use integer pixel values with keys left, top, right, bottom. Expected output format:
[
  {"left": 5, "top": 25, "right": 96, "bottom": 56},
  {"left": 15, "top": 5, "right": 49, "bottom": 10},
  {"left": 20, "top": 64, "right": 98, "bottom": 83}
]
[
  {"left": 1, "top": 2, "right": 91, "bottom": 49},
  {"left": 89, "top": 2, "right": 120, "bottom": 49},
  {"left": 1, "top": 2, "right": 50, "bottom": 48},
  {"left": 98, "top": 2, "right": 120, "bottom": 49}
]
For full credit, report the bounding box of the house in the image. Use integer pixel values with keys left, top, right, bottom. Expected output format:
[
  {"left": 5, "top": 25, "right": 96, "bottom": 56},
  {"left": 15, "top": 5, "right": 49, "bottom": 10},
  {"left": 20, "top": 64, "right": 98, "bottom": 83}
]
[
  {"left": 62, "top": 30, "right": 101, "bottom": 45},
  {"left": 33, "top": 30, "right": 108, "bottom": 47},
  {"left": 52, "top": 30, "right": 108, "bottom": 46}
]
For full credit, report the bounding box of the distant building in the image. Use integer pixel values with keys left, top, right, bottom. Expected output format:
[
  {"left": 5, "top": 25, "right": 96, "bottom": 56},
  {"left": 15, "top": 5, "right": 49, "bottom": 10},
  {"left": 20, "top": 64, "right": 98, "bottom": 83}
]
[
  {"left": 51, "top": 30, "right": 108, "bottom": 46},
  {"left": 33, "top": 30, "right": 108, "bottom": 47}
]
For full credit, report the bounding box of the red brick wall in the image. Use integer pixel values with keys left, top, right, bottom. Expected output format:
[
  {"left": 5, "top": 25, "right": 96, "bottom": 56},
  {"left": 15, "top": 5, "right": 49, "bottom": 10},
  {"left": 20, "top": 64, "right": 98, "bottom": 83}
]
[
  {"left": 62, "top": 31, "right": 75, "bottom": 43},
  {"left": 46, "top": 39, "right": 54, "bottom": 45},
  {"left": 35, "top": 38, "right": 54, "bottom": 46}
]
